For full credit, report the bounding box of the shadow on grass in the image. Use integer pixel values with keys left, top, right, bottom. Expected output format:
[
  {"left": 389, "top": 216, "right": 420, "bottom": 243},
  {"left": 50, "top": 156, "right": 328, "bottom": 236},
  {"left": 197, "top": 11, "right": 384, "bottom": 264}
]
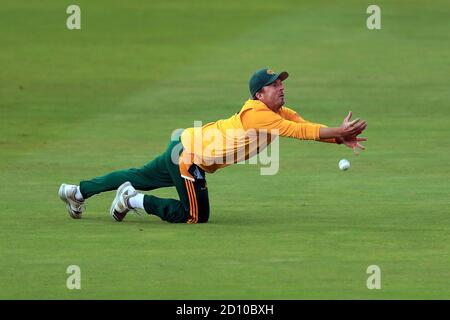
[{"left": 79, "top": 212, "right": 274, "bottom": 228}]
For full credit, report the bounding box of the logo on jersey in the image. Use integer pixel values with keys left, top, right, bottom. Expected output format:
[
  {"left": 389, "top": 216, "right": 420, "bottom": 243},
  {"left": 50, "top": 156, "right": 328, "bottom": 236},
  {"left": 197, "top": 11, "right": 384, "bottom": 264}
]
[{"left": 190, "top": 165, "right": 205, "bottom": 180}]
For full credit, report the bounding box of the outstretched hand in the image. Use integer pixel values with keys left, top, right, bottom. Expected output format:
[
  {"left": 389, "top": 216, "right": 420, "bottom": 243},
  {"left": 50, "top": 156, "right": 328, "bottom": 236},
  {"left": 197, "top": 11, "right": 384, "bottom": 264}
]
[
  {"left": 341, "top": 111, "right": 367, "bottom": 137},
  {"left": 339, "top": 111, "right": 368, "bottom": 154},
  {"left": 341, "top": 135, "right": 367, "bottom": 154}
]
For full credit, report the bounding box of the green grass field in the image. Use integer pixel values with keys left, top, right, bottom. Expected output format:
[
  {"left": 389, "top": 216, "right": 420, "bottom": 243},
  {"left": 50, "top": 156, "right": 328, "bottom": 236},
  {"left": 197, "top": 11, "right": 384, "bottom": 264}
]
[{"left": 1, "top": 0, "right": 449, "bottom": 299}]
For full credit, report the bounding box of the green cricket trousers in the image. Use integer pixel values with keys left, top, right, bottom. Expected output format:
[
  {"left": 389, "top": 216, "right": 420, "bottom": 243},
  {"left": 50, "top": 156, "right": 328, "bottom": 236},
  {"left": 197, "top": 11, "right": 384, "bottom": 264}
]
[{"left": 79, "top": 138, "right": 210, "bottom": 223}]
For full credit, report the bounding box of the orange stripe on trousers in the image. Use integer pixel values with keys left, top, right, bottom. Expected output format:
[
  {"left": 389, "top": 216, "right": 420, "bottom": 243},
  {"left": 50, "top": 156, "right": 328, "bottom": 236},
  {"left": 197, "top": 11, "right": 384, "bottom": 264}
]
[
  {"left": 185, "top": 180, "right": 198, "bottom": 223},
  {"left": 188, "top": 181, "right": 198, "bottom": 223},
  {"left": 184, "top": 180, "right": 194, "bottom": 223}
]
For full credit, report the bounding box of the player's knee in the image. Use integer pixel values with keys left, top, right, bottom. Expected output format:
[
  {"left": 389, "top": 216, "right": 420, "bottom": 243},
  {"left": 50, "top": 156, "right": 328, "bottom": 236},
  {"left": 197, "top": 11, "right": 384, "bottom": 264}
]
[
  {"left": 184, "top": 203, "right": 209, "bottom": 224},
  {"left": 198, "top": 208, "right": 210, "bottom": 223},
  {"left": 198, "top": 217, "right": 209, "bottom": 223}
]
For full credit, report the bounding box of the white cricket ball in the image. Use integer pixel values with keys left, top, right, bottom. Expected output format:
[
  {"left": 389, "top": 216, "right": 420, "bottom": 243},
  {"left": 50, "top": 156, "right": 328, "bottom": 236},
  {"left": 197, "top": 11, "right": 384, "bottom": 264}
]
[{"left": 338, "top": 159, "right": 350, "bottom": 171}]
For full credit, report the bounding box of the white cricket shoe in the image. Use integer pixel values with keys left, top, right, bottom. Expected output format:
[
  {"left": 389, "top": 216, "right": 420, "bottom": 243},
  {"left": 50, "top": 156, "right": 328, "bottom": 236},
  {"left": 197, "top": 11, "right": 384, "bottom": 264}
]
[
  {"left": 59, "top": 184, "right": 85, "bottom": 219},
  {"left": 110, "top": 181, "right": 138, "bottom": 222}
]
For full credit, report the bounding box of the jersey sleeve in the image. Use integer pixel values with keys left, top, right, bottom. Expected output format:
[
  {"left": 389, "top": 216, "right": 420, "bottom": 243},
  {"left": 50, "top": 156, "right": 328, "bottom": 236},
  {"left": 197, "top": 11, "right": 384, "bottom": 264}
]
[
  {"left": 278, "top": 106, "right": 303, "bottom": 122},
  {"left": 241, "top": 107, "right": 322, "bottom": 140},
  {"left": 279, "top": 106, "right": 338, "bottom": 144}
]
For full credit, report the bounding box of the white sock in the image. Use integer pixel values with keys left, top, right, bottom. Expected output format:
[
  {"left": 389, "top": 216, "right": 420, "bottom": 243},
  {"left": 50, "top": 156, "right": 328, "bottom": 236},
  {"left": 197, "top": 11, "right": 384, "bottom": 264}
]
[
  {"left": 75, "top": 186, "right": 84, "bottom": 201},
  {"left": 128, "top": 193, "right": 145, "bottom": 210}
]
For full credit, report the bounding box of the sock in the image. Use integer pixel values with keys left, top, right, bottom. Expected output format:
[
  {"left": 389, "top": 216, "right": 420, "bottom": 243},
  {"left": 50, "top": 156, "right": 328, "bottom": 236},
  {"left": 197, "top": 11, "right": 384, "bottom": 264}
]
[
  {"left": 75, "top": 186, "right": 84, "bottom": 201},
  {"left": 128, "top": 193, "right": 145, "bottom": 210}
]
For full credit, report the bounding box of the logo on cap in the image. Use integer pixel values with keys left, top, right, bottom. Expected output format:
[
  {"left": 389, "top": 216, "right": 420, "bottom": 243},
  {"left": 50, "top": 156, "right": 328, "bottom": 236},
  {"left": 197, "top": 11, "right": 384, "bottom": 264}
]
[{"left": 266, "top": 69, "right": 275, "bottom": 75}]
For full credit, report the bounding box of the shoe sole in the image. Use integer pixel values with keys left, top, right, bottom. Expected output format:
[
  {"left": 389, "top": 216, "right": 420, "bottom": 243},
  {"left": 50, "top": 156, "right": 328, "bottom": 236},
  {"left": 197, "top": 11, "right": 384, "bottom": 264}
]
[
  {"left": 110, "top": 182, "right": 132, "bottom": 222},
  {"left": 59, "top": 184, "right": 82, "bottom": 219}
]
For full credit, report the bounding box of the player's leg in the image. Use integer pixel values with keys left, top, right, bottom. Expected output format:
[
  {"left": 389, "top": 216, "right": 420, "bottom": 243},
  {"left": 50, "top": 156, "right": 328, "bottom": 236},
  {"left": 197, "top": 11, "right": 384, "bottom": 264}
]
[
  {"left": 142, "top": 167, "right": 210, "bottom": 223},
  {"left": 109, "top": 179, "right": 190, "bottom": 223},
  {"left": 78, "top": 152, "right": 173, "bottom": 199},
  {"left": 111, "top": 139, "right": 210, "bottom": 223},
  {"left": 143, "top": 140, "right": 210, "bottom": 223},
  {"left": 59, "top": 149, "right": 173, "bottom": 219}
]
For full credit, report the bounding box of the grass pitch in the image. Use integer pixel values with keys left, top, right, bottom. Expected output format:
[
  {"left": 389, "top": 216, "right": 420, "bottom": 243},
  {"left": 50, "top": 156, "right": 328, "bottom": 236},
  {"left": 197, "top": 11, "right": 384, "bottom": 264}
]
[{"left": 1, "top": 0, "right": 449, "bottom": 299}]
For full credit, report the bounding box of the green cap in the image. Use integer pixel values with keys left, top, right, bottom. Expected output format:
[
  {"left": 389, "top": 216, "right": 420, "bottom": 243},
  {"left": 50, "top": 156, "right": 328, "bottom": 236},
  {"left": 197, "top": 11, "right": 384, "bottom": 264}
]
[{"left": 249, "top": 68, "right": 289, "bottom": 98}]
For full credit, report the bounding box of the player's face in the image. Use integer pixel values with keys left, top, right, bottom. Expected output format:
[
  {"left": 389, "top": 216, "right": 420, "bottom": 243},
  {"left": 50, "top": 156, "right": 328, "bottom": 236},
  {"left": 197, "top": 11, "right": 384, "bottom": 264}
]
[{"left": 256, "top": 79, "right": 285, "bottom": 111}]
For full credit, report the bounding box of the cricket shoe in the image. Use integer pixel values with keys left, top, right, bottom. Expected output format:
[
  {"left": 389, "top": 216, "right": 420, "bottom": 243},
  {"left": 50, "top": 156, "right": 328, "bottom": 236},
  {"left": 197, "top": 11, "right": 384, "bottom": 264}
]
[
  {"left": 110, "top": 181, "right": 138, "bottom": 222},
  {"left": 58, "top": 184, "right": 85, "bottom": 219}
]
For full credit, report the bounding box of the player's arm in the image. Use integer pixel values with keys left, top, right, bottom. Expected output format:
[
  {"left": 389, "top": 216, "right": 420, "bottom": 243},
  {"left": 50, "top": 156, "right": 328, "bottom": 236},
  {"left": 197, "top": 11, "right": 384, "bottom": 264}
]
[
  {"left": 242, "top": 108, "right": 325, "bottom": 140},
  {"left": 243, "top": 108, "right": 367, "bottom": 152},
  {"left": 319, "top": 111, "right": 368, "bottom": 153},
  {"left": 279, "top": 107, "right": 367, "bottom": 150},
  {"left": 319, "top": 115, "right": 366, "bottom": 139},
  {"left": 279, "top": 107, "right": 339, "bottom": 143}
]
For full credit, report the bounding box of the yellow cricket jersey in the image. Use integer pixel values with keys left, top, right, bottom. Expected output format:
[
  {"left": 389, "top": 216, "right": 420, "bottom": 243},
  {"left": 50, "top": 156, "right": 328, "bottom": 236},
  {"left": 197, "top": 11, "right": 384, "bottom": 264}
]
[{"left": 179, "top": 99, "right": 336, "bottom": 180}]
